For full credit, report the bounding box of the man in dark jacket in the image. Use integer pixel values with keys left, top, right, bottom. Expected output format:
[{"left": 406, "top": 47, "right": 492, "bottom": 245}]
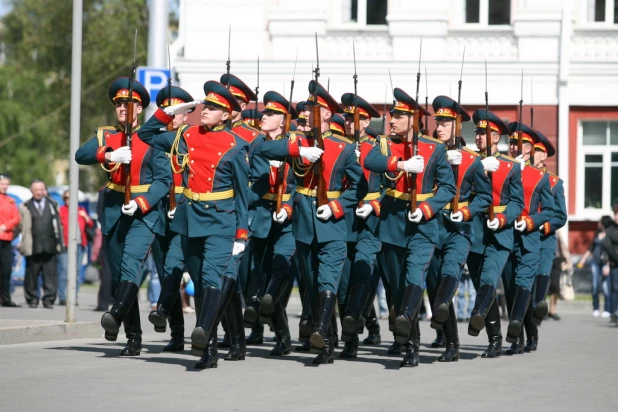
[{"left": 603, "top": 208, "right": 618, "bottom": 324}]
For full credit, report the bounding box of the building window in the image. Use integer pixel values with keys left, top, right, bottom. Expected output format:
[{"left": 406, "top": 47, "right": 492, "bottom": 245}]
[
  {"left": 465, "top": 0, "right": 511, "bottom": 25},
  {"left": 586, "top": 0, "right": 618, "bottom": 23},
  {"left": 343, "top": 0, "right": 387, "bottom": 25},
  {"left": 581, "top": 121, "right": 618, "bottom": 210}
]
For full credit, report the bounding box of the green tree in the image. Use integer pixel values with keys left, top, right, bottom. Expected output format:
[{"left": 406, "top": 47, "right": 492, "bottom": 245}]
[{"left": 0, "top": 0, "right": 148, "bottom": 190}]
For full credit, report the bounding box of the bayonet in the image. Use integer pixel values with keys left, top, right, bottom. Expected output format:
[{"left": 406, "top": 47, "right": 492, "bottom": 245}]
[
  {"left": 451, "top": 46, "right": 465, "bottom": 212},
  {"left": 124, "top": 29, "right": 138, "bottom": 206},
  {"left": 485, "top": 60, "right": 494, "bottom": 221}
]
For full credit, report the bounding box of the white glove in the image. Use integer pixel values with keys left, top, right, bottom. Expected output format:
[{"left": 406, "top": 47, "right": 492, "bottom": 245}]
[
  {"left": 355, "top": 149, "right": 361, "bottom": 159},
  {"left": 402, "top": 155, "right": 424, "bottom": 174},
  {"left": 514, "top": 219, "right": 527, "bottom": 232},
  {"left": 299, "top": 146, "right": 323, "bottom": 163},
  {"left": 163, "top": 101, "right": 200, "bottom": 116},
  {"left": 232, "top": 240, "right": 246, "bottom": 256},
  {"left": 273, "top": 209, "right": 288, "bottom": 223},
  {"left": 356, "top": 204, "right": 373, "bottom": 219},
  {"left": 316, "top": 204, "right": 333, "bottom": 221},
  {"left": 407, "top": 208, "right": 423, "bottom": 223},
  {"left": 539, "top": 225, "right": 544, "bottom": 232},
  {"left": 167, "top": 208, "right": 176, "bottom": 220},
  {"left": 515, "top": 155, "right": 526, "bottom": 171},
  {"left": 110, "top": 146, "right": 132, "bottom": 164},
  {"left": 486, "top": 218, "right": 500, "bottom": 231},
  {"left": 269, "top": 160, "right": 282, "bottom": 168},
  {"left": 450, "top": 211, "right": 463, "bottom": 222},
  {"left": 446, "top": 150, "right": 462, "bottom": 166},
  {"left": 121, "top": 200, "right": 138, "bottom": 216},
  {"left": 481, "top": 157, "right": 500, "bottom": 173}
]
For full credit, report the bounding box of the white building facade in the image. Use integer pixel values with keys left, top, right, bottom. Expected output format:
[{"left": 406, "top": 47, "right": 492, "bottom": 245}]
[{"left": 172, "top": 0, "right": 618, "bottom": 253}]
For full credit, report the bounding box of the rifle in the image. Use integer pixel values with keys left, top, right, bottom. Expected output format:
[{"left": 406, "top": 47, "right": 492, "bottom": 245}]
[
  {"left": 352, "top": 42, "right": 363, "bottom": 207},
  {"left": 516, "top": 70, "right": 524, "bottom": 156},
  {"left": 253, "top": 55, "right": 260, "bottom": 128},
  {"left": 166, "top": 43, "right": 177, "bottom": 211},
  {"left": 225, "top": 25, "right": 232, "bottom": 128},
  {"left": 124, "top": 30, "right": 138, "bottom": 206},
  {"left": 529, "top": 76, "right": 535, "bottom": 158},
  {"left": 424, "top": 66, "right": 429, "bottom": 136},
  {"left": 485, "top": 60, "right": 494, "bottom": 221},
  {"left": 275, "top": 49, "right": 298, "bottom": 214},
  {"left": 313, "top": 32, "right": 328, "bottom": 207},
  {"left": 382, "top": 85, "right": 387, "bottom": 133},
  {"left": 451, "top": 47, "right": 465, "bottom": 213},
  {"left": 410, "top": 38, "right": 422, "bottom": 212}
]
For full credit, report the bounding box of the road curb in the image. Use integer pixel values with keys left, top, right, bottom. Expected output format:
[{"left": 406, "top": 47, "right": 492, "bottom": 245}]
[{"left": 0, "top": 321, "right": 101, "bottom": 345}]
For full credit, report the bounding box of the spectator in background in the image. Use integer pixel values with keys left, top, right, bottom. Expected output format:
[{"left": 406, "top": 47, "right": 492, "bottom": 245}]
[
  {"left": 18, "top": 179, "right": 64, "bottom": 309},
  {"left": 0, "top": 173, "right": 21, "bottom": 307},
  {"left": 578, "top": 216, "right": 612, "bottom": 318},
  {"left": 57, "top": 190, "right": 93, "bottom": 305},
  {"left": 547, "top": 228, "right": 572, "bottom": 320},
  {"left": 456, "top": 265, "right": 476, "bottom": 322},
  {"left": 603, "top": 206, "right": 618, "bottom": 325},
  {"left": 92, "top": 186, "right": 112, "bottom": 311}
]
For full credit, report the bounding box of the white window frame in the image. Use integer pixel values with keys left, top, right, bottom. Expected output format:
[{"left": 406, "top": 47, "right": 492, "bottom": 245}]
[
  {"left": 576, "top": 119, "right": 618, "bottom": 221},
  {"left": 330, "top": 0, "right": 387, "bottom": 28},
  {"left": 583, "top": 0, "right": 616, "bottom": 24},
  {"left": 457, "top": 0, "right": 514, "bottom": 26}
]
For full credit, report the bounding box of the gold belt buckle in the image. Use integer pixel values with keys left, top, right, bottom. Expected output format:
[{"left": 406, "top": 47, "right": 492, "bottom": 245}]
[{"left": 192, "top": 193, "right": 199, "bottom": 201}]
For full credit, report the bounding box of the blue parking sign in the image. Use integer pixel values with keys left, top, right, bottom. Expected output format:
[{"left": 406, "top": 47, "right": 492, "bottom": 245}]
[{"left": 136, "top": 67, "right": 170, "bottom": 105}]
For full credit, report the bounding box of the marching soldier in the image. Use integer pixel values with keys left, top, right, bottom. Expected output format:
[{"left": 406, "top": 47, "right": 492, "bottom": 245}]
[
  {"left": 137, "top": 81, "right": 250, "bottom": 370},
  {"left": 425, "top": 96, "right": 492, "bottom": 362},
  {"left": 147, "top": 85, "right": 195, "bottom": 353},
  {"left": 502, "top": 123, "right": 554, "bottom": 355},
  {"left": 338, "top": 93, "right": 382, "bottom": 359},
  {"left": 259, "top": 80, "right": 363, "bottom": 364},
  {"left": 523, "top": 130, "right": 567, "bottom": 351},
  {"left": 220, "top": 73, "right": 265, "bottom": 347},
  {"left": 364, "top": 88, "right": 456, "bottom": 368},
  {"left": 75, "top": 78, "right": 171, "bottom": 356},
  {"left": 252, "top": 91, "right": 298, "bottom": 356},
  {"left": 466, "top": 110, "right": 523, "bottom": 359},
  {"left": 242, "top": 108, "right": 262, "bottom": 129},
  {"left": 295, "top": 101, "right": 310, "bottom": 132}
]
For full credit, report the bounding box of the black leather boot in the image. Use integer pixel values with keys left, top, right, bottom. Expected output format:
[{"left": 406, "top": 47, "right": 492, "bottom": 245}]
[
  {"left": 387, "top": 341, "right": 403, "bottom": 355},
  {"left": 437, "top": 305, "right": 459, "bottom": 362},
  {"left": 339, "top": 338, "right": 359, "bottom": 359},
  {"left": 400, "top": 315, "right": 420, "bottom": 368},
  {"left": 120, "top": 300, "right": 142, "bottom": 356},
  {"left": 218, "top": 315, "right": 231, "bottom": 348},
  {"left": 504, "top": 328, "right": 525, "bottom": 355},
  {"left": 532, "top": 275, "right": 550, "bottom": 325},
  {"left": 332, "top": 305, "right": 341, "bottom": 348},
  {"left": 163, "top": 292, "right": 185, "bottom": 352},
  {"left": 342, "top": 283, "right": 367, "bottom": 343},
  {"left": 298, "top": 289, "right": 313, "bottom": 342},
  {"left": 506, "top": 287, "right": 532, "bottom": 344},
  {"left": 394, "top": 284, "right": 424, "bottom": 344},
  {"left": 468, "top": 284, "right": 497, "bottom": 336},
  {"left": 481, "top": 300, "right": 502, "bottom": 358},
  {"left": 195, "top": 335, "right": 218, "bottom": 369},
  {"left": 270, "top": 303, "right": 292, "bottom": 356},
  {"left": 523, "top": 299, "right": 538, "bottom": 352},
  {"left": 310, "top": 290, "right": 337, "bottom": 350},
  {"left": 148, "top": 275, "right": 180, "bottom": 333},
  {"left": 243, "top": 296, "right": 260, "bottom": 327},
  {"left": 430, "top": 329, "right": 446, "bottom": 348},
  {"left": 430, "top": 276, "right": 459, "bottom": 330},
  {"left": 259, "top": 268, "right": 290, "bottom": 322},
  {"left": 101, "top": 281, "right": 139, "bottom": 342},
  {"left": 363, "top": 307, "right": 382, "bottom": 345},
  {"left": 246, "top": 324, "right": 264, "bottom": 345},
  {"left": 312, "top": 325, "right": 335, "bottom": 365},
  {"left": 223, "top": 289, "right": 246, "bottom": 361},
  {"left": 190, "top": 287, "right": 221, "bottom": 357}
]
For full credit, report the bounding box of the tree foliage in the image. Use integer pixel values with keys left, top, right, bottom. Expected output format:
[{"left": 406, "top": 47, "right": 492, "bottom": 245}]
[{"left": 0, "top": 0, "right": 149, "bottom": 190}]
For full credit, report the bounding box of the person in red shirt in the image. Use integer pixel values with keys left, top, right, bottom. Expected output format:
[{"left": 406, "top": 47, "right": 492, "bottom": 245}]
[
  {"left": 57, "top": 190, "right": 93, "bottom": 305},
  {"left": 0, "top": 173, "right": 21, "bottom": 307}
]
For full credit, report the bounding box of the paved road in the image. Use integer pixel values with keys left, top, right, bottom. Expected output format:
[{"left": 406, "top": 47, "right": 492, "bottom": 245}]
[{"left": 0, "top": 287, "right": 616, "bottom": 411}]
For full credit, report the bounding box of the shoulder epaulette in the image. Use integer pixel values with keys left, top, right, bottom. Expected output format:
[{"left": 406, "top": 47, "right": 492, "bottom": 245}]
[
  {"left": 420, "top": 134, "right": 444, "bottom": 145},
  {"left": 526, "top": 164, "right": 545, "bottom": 173},
  {"left": 240, "top": 122, "right": 264, "bottom": 134},
  {"left": 330, "top": 134, "right": 354, "bottom": 145},
  {"left": 498, "top": 153, "right": 517, "bottom": 162},
  {"left": 462, "top": 147, "right": 480, "bottom": 157},
  {"left": 546, "top": 171, "right": 560, "bottom": 180},
  {"left": 98, "top": 126, "right": 119, "bottom": 132}
]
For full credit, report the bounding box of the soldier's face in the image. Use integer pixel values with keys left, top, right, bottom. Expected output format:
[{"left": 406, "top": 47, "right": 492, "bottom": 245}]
[
  {"left": 172, "top": 113, "right": 188, "bottom": 130},
  {"left": 509, "top": 142, "right": 532, "bottom": 158},
  {"left": 475, "top": 131, "right": 500, "bottom": 151},
  {"left": 231, "top": 100, "right": 248, "bottom": 120},
  {"left": 201, "top": 104, "right": 229, "bottom": 127},
  {"left": 115, "top": 102, "right": 143, "bottom": 125},
  {"left": 307, "top": 105, "right": 331, "bottom": 126},
  {"left": 261, "top": 112, "right": 284, "bottom": 134},
  {"left": 296, "top": 121, "right": 310, "bottom": 132},
  {"left": 343, "top": 115, "right": 370, "bottom": 136},
  {"left": 390, "top": 113, "right": 412, "bottom": 136},
  {"left": 533, "top": 150, "right": 547, "bottom": 167},
  {"left": 436, "top": 120, "right": 454, "bottom": 142}
]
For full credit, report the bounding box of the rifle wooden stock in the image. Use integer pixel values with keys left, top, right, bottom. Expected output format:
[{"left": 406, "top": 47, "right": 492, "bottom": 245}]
[
  {"left": 486, "top": 123, "right": 495, "bottom": 221},
  {"left": 275, "top": 113, "right": 293, "bottom": 214},
  {"left": 124, "top": 101, "right": 135, "bottom": 206},
  {"left": 517, "top": 130, "right": 523, "bottom": 156},
  {"left": 452, "top": 115, "right": 462, "bottom": 213},
  {"left": 410, "top": 110, "right": 420, "bottom": 211},
  {"left": 169, "top": 182, "right": 176, "bottom": 210},
  {"left": 314, "top": 105, "right": 328, "bottom": 207}
]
